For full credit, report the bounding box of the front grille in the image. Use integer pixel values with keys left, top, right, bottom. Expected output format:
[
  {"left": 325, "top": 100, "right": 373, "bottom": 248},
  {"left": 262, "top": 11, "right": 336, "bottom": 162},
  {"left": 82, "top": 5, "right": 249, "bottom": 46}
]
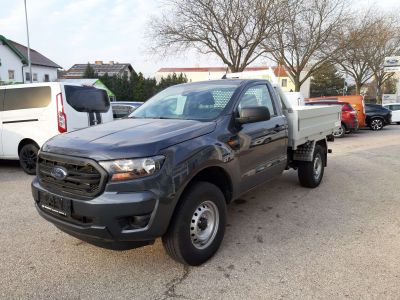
[{"left": 38, "top": 152, "right": 107, "bottom": 199}]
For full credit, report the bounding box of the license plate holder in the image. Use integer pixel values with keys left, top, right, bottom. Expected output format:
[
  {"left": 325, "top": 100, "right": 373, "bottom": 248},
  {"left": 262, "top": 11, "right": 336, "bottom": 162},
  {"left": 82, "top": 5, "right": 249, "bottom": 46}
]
[{"left": 39, "top": 192, "right": 71, "bottom": 217}]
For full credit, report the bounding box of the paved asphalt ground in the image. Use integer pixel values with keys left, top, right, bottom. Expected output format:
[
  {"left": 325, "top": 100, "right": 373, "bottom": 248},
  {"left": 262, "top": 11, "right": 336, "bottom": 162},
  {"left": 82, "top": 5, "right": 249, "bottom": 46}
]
[{"left": 1, "top": 126, "right": 400, "bottom": 299}]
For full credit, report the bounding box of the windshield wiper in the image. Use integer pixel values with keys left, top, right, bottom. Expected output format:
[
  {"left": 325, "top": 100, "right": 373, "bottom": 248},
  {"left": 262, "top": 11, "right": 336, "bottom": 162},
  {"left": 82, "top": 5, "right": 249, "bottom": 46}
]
[{"left": 130, "top": 116, "right": 185, "bottom": 120}]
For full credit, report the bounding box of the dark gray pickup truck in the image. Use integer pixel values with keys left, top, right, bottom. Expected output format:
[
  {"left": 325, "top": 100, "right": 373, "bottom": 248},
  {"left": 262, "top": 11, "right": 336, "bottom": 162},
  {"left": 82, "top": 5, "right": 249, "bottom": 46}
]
[{"left": 32, "top": 79, "right": 338, "bottom": 265}]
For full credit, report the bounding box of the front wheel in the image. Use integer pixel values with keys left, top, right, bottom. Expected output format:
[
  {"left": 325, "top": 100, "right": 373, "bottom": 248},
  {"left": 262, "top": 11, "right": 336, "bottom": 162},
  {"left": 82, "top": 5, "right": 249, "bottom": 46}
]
[
  {"left": 162, "top": 181, "right": 227, "bottom": 266},
  {"left": 19, "top": 143, "right": 39, "bottom": 175},
  {"left": 297, "top": 145, "right": 325, "bottom": 188},
  {"left": 370, "top": 118, "right": 384, "bottom": 131}
]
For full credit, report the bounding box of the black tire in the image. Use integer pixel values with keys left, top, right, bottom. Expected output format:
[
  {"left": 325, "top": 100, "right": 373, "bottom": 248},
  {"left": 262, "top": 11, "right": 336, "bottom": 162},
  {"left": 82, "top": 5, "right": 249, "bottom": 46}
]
[
  {"left": 369, "top": 118, "right": 384, "bottom": 131},
  {"left": 333, "top": 123, "right": 346, "bottom": 138},
  {"left": 396, "top": 122, "right": 400, "bottom": 125},
  {"left": 162, "top": 181, "right": 227, "bottom": 266},
  {"left": 19, "top": 143, "right": 39, "bottom": 175},
  {"left": 298, "top": 144, "right": 325, "bottom": 188}
]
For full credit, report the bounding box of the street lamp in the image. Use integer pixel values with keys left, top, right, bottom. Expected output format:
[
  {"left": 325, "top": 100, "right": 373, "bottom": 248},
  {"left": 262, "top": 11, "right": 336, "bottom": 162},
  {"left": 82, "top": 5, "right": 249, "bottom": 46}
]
[{"left": 24, "top": 0, "right": 32, "bottom": 83}]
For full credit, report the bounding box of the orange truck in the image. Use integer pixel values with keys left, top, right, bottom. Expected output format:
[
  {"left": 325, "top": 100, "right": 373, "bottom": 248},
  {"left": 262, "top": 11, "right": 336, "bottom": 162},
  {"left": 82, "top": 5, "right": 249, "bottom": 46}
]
[{"left": 306, "top": 95, "right": 366, "bottom": 127}]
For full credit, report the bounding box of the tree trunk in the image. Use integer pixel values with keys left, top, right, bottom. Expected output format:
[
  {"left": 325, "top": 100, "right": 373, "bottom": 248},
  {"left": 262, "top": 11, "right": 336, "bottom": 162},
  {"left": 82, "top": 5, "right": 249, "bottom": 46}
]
[
  {"left": 355, "top": 81, "right": 362, "bottom": 95},
  {"left": 229, "top": 66, "right": 240, "bottom": 73},
  {"left": 375, "top": 75, "right": 383, "bottom": 104},
  {"left": 376, "top": 86, "right": 382, "bottom": 104},
  {"left": 294, "top": 75, "right": 301, "bottom": 92}
]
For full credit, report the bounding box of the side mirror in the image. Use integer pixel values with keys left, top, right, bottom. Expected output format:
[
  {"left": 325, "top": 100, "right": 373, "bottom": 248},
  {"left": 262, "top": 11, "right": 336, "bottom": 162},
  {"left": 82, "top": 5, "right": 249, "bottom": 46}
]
[{"left": 236, "top": 106, "right": 270, "bottom": 124}]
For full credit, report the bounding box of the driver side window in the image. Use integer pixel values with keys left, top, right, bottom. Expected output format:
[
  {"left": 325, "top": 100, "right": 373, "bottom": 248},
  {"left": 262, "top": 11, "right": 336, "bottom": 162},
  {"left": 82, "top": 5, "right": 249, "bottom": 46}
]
[{"left": 238, "top": 85, "right": 277, "bottom": 117}]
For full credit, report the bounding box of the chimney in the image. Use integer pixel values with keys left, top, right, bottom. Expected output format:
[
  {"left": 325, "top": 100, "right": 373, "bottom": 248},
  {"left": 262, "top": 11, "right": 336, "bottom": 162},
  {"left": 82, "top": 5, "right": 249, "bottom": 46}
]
[
  {"left": 109, "top": 61, "right": 114, "bottom": 65},
  {"left": 95, "top": 60, "right": 103, "bottom": 65}
]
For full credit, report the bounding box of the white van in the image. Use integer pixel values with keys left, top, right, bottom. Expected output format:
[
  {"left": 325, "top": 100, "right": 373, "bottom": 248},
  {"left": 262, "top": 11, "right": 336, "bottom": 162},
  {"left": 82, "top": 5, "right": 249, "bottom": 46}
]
[{"left": 0, "top": 82, "right": 113, "bottom": 174}]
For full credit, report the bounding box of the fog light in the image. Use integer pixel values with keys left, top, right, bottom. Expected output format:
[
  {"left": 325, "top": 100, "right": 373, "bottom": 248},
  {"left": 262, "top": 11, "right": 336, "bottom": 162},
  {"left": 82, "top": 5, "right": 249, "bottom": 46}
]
[{"left": 119, "top": 214, "right": 151, "bottom": 231}]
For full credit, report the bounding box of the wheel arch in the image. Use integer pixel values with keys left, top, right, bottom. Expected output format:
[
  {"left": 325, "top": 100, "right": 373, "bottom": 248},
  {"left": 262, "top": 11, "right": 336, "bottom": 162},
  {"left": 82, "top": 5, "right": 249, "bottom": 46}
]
[
  {"left": 368, "top": 115, "right": 384, "bottom": 124},
  {"left": 18, "top": 138, "right": 39, "bottom": 155},
  {"left": 162, "top": 165, "right": 233, "bottom": 246},
  {"left": 182, "top": 166, "right": 233, "bottom": 205},
  {"left": 316, "top": 139, "right": 328, "bottom": 166}
]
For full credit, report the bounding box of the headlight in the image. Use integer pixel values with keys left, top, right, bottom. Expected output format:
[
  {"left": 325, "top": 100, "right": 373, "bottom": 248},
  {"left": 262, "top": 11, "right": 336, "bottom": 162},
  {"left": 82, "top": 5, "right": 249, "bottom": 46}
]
[{"left": 99, "top": 156, "right": 165, "bottom": 181}]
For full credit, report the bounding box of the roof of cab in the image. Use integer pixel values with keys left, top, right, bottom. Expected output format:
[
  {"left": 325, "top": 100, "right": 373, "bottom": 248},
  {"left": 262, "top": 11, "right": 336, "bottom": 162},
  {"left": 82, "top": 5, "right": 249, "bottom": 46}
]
[{"left": 174, "top": 78, "right": 269, "bottom": 88}]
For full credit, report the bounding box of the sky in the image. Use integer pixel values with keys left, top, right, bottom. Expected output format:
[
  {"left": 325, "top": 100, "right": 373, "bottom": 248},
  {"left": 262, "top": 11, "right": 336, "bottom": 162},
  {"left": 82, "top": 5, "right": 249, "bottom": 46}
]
[{"left": 0, "top": 0, "right": 399, "bottom": 77}]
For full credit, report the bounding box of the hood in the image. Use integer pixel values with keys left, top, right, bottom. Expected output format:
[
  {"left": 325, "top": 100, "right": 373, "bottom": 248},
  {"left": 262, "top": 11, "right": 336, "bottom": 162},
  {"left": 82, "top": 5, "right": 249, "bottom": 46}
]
[{"left": 42, "top": 118, "right": 216, "bottom": 160}]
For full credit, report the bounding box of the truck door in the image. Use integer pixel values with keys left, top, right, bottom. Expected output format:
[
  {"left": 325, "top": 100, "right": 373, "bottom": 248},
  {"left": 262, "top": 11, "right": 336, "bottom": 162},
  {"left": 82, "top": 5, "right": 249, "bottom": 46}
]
[{"left": 235, "top": 84, "right": 288, "bottom": 193}]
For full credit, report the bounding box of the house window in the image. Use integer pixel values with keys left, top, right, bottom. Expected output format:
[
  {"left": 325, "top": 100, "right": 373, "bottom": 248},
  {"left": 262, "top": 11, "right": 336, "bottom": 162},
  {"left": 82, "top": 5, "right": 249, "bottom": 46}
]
[
  {"left": 124, "top": 70, "right": 128, "bottom": 77},
  {"left": 44, "top": 74, "right": 50, "bottom": 82},
  {"left": 33, "top": 73, "right": 38, "bottom": 81},
  {"left": 281, "top": 78, "right": 287, "bottom": 88},
  {"left": 25, "top": 72, "right": 31, "bottom": 81},
  {"left": 8, "top": 70, "right": 15, "bottom": 80}
]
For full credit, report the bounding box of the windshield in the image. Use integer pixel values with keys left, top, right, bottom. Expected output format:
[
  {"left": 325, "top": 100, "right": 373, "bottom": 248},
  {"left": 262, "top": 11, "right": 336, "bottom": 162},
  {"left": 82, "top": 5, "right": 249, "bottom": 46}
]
[{"left": 130, "top": 82, "right": 238, "bottom": 121}]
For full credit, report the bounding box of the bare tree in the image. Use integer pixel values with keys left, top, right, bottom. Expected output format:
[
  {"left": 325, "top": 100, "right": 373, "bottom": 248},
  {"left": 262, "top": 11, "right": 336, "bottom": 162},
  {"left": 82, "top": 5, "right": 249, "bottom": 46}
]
[
  {"left": 268, "top": 0, "right": 348, "bottom": 91},
  {"left": 363, "top": 14, "right": 400, "bottom": 103},
  {"left": 149, "top": 0, "right": 280, "bottom": 72},
  {"left": 334, "top": 10, "right": 375, "bottom": 95}
]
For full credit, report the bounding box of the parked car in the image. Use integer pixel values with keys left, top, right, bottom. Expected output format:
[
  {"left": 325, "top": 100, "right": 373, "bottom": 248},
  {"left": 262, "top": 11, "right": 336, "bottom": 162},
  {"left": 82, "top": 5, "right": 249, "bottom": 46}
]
[
  {"left": 0, "top": 83, "right": 113, "bottom": 174},
  {"left": 111, "top": 101, "right": 143, "bottom": 119},
  {"left": 32, "top": 79, "right": 340, "bottom": 266},
  {"left": 365, "top": 103, "right": 392, "bottom": 130},
  {"left": 382, "top": 103, "right": 400, "bottom": 124},
  {"left": 307, "top": 95, "right": 366, "bottom": 128},
  {"left": 305, "top": 101, "right": 358, "bottom": 137}
]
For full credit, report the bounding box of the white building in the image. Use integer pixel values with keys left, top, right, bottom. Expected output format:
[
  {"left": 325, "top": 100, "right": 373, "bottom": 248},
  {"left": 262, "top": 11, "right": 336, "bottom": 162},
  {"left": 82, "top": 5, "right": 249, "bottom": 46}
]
[
  {"left": 0, "top": 35, "right": 61, "bottom": 84},
  {"left": 155, "top": 67, "right": 228, "bottom": 83},
  {"left": 155, "top": 66, "right": 311, "bottom": 97}
]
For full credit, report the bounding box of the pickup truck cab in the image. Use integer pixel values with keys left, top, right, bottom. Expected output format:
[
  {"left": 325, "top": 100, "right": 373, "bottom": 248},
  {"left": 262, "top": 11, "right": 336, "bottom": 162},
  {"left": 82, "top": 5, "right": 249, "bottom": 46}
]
[{"left": 32, "top": 79, "right": 340, "bottom": 265}]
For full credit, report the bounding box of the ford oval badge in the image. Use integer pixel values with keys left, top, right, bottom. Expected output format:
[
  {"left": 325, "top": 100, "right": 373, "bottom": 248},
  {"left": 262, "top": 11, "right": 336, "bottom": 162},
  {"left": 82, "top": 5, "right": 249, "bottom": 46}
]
[{"left": 51, "top": 166, "right": 68, "bottom": 180}]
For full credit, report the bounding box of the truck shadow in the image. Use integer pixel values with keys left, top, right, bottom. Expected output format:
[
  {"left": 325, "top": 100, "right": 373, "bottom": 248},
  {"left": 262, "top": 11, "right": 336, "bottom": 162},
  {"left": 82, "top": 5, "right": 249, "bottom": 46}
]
[{"left": 219, "top": 167, "right": 347, "bottom": 260}]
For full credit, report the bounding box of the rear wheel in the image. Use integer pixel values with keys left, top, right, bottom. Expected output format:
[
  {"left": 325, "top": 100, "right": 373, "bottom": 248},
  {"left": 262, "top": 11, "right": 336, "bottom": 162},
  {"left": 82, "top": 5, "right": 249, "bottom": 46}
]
[
  {"left": 370, "top": 118, "right": 384, "bottom": 131},
  {"left": 298, "top": 145, "right": 325, "bottom": 188},
  {"left": 162, "top": 181, "right": 227, "bottom": 266},
  {"left": 19, "top": 143, "right": 39, "bottom": 175},
  {"left": 396, "top": 122, "right": 400, "bottom": 125},
  {"left": 333, "top": 123, "right": 346, "bottom": 138}
]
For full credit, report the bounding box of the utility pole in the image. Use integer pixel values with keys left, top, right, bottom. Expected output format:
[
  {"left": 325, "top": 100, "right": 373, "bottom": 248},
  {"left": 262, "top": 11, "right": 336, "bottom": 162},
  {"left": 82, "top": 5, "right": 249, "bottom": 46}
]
[{"left": 24, "top": 0, "right": 32, "bottom": 83}]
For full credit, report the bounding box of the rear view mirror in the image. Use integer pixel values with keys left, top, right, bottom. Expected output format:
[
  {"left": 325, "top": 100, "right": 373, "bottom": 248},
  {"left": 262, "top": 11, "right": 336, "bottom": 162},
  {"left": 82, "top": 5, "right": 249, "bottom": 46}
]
[{"left": 236, "top": 106, "right": 270, "bottom": 124}]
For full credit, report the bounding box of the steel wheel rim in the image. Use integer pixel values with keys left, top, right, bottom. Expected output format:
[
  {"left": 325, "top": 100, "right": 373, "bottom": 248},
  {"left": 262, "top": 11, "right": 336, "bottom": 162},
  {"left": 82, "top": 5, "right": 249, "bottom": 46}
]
[
  {"left": 371, "top": 119, "right": 383, "bottom": 130},
  {"left": 190, "top": 200, "right": 219, "bottom": 250},
  {"left": 21, "top": 149, "right": 37, "bottom": 171},
  {"left": 313, "top": 154, "right": 322, "bottom": 181}
]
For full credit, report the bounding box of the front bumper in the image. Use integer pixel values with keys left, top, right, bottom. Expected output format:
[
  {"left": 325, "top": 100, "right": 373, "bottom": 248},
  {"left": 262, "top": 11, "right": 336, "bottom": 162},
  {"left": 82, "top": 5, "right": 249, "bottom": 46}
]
[{"left": 32, "top": 177, "right": 166, "bottom": 250}]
